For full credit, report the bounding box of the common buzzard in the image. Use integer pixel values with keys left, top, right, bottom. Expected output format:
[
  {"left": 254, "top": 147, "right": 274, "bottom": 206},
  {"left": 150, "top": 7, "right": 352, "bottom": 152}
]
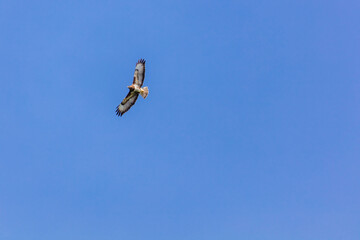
[{"left": 115, "top": 59, "right": 149, "bottom": 116}]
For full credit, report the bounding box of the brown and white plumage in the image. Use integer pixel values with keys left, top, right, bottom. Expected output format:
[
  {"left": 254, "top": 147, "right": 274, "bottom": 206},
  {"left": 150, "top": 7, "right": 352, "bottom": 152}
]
[{"left": 116, "top": 59, "right": 149, "bottom": 116}]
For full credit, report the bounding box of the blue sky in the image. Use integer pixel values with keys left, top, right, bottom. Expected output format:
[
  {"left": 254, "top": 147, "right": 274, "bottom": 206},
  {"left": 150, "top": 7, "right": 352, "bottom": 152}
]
[{"left": 0, "top": 0, "right": 359, "bottom": 239}]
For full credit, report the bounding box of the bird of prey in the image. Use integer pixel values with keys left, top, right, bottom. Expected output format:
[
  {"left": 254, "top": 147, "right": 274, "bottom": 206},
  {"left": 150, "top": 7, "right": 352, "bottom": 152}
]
[{"left": 116, "top": 59, "right": 149, "bottom": 116}]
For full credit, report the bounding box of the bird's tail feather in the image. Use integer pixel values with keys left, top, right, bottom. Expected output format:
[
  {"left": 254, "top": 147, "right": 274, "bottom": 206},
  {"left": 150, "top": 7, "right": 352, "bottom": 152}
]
[{"left": 140, "top": 87, "right": 149, "bottom": 99}]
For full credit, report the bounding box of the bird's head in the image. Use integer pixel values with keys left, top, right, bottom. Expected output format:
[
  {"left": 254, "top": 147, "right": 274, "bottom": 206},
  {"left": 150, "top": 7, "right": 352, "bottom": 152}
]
[{"left": 127, "top": 85, "right": 135, "bottom": 90}]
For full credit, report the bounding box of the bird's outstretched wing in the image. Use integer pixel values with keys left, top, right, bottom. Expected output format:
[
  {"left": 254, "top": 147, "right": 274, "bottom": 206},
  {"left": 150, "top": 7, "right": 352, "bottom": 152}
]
[
  {"left": 115, "top": 90, "right": 139, "bottom": 116},
  {"left": 133, "top": 59, "right": 146, "bottom": 87}
]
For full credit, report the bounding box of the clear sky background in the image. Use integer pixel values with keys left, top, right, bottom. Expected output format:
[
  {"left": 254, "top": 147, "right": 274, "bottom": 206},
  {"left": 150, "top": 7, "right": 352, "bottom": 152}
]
[{"left": 0, "top": 0, "right": 359, "bottom": 239}]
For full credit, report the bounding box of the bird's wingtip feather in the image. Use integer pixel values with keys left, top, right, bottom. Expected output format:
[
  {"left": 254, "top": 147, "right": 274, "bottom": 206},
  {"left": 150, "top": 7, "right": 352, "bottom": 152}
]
[{"left": 137, "top": 58, "right": 146, "bottom": 64}]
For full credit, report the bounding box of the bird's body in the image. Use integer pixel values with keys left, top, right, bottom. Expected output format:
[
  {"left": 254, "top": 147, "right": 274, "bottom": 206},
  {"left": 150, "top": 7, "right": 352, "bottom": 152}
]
[
  {"left": 131, "top": 85, "right": 141, "bottom": 93},
  {"left": 116, "top": 59, "right": 149, "bottom": 116}
]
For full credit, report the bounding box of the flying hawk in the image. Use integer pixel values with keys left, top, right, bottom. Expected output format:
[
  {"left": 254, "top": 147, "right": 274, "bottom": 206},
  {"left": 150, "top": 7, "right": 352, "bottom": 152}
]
[{"left": 115, "top": 59, "right": 149, "bottom": 116}]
